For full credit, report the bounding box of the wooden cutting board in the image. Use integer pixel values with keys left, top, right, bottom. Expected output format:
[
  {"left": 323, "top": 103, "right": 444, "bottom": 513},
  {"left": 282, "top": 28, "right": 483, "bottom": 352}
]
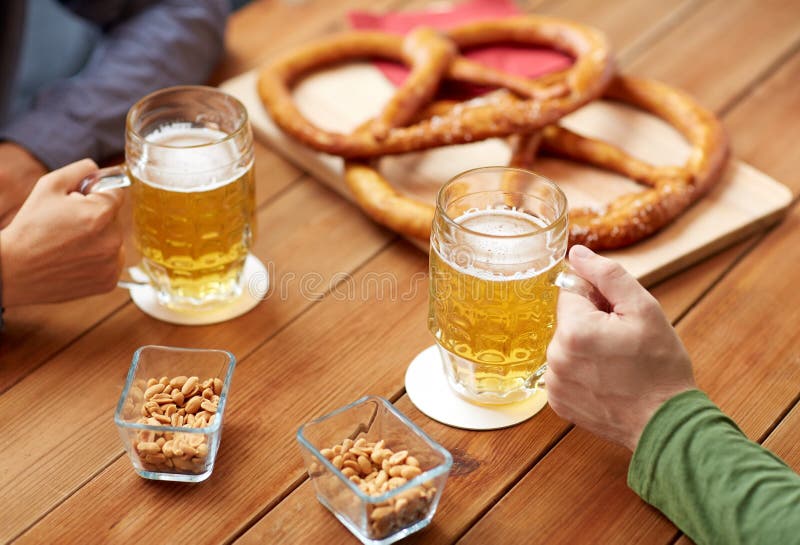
[{"left": 220, "top": 66, "right": 792, "bottom": 286}]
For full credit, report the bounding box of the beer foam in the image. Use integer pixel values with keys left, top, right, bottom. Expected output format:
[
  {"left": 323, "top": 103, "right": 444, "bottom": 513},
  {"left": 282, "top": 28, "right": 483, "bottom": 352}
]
[
  {"left": 134, "top": 124, "right": 247, "bottom": 192},
  {"left": 441, "top": 208, "right": 563, "bottom": 280}
]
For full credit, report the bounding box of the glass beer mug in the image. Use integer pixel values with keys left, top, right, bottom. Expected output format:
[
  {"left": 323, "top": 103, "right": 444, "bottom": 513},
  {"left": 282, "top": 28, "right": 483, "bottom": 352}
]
[
  {"left": 81, "top": 86, "right": 256, "bottom": 310},
  {"left": 428, "top": 167, "right": 604, "bottom": 405}
]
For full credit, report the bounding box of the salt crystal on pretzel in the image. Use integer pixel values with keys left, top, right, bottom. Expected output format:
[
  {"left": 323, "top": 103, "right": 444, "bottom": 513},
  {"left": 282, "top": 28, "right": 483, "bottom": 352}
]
[{"left": 257, "top": 15, "right": 614, "bottom": 158}]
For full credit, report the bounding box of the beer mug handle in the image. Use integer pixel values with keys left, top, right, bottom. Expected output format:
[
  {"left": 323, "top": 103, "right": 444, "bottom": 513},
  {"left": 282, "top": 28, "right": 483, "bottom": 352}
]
[
  {"left": 532, "top": 264, "right": 610, "bottom": 390},
  {"left": 80, "top": 166, "right": 147, "bottom": 290},
  {"left": 79, "top": 165, "right": 131, "bottom": 194},
  {"left": 555, "top": 263, "right": 611, "bottom": 313}
]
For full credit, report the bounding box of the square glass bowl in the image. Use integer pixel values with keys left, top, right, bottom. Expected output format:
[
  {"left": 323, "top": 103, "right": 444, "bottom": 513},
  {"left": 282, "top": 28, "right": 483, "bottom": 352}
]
[
  {"left": 297, "top": 396, "right": 453, "bottom": 545},
  {"left": 114, "top": 345, "right": 235, "bottom": 482}
]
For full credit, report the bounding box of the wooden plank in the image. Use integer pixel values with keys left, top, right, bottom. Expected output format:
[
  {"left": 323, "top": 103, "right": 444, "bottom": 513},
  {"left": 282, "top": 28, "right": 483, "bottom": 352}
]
[
  {"left": 452, "top": 39, "right": 800, "bottom": 545},
  {"left": 13, "top": 241, "right": 433, "bottom": 544},
  {"left": 538, "top": 0, "right": 698, "bottom": 62},
  {"left": 0, "top": 179, "right": 391, "bottom": 543},
  {"left": 221, "top": 1, "right": 800, "bottom": 544},
  {"left": 11, "top": 3, "right": 800, "bottom": 545},
  {"left": 0, "top": 141, "right": 300, "bottom": 394},
  {"left": 211, "top": 2, "right": 765, "bottom": 541},
  {"left": 625, "top": 0, "right": 800, "bottom": 112},
  {"left": 211, "top": 0, "right": 408, "bottom": 84},
  {"left": 649, "top": 49, "right": 800, "bottom": 321},
  {"left": 456, "top": 194, "right": 800, "bottom": 545}
]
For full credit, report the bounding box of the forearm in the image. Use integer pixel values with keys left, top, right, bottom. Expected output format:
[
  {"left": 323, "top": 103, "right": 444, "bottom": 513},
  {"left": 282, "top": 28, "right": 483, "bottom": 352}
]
[
  {"left": 0, "top": 0, "right": 228, "bottom": 169},
  {"left": 629, "top": 390, "right": 800, "bottom": 545}
]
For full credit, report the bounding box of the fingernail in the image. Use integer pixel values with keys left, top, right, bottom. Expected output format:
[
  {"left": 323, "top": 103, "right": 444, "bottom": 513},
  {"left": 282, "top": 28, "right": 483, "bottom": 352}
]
[{"left": 570, "top": 245, "right": 592, "bottom": 260}]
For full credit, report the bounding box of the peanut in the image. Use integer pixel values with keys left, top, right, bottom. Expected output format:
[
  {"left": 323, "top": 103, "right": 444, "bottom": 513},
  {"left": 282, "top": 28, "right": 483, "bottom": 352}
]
[
  {"left": 185, "top": 396, "right": 203, "bottom": 414},
  {"left": 152, "top": 413, "right": 171, "bottom": 424},
  {"left": 170, "top": 390, "right": 185, "bottom": 406},
  {"left": 401, "top": 465, "right": 422, "bottom": 480},
  {"left": 319, "top": 437, "right": 438, "bottom": 540},
  {"left": 320, "top": 448, "right": 335, "bottom": 459},
  {"left": 151, "top": 393, "right": 173, "bottom": 405},
  {"left": 181, "top": 376, "right": 199, "bottom": 397},
  {"left": 130, "top": 375, "right": 224, "bottom": 476},
  {"left": 388, "top": 450, "right": 408, "bottom": 466}
]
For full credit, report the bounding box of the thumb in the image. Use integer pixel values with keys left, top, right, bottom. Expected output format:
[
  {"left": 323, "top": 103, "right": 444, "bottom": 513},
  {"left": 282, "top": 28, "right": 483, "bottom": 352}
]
[
  {"left": 567, "top": 245, "right": 648, "bottom": 313},
  {"left": 37, "top": 159, "right": 99, "bottom": 194}
]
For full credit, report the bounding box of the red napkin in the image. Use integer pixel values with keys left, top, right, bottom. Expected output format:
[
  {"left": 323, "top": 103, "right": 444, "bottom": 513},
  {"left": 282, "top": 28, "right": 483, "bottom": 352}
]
[{"left": 349, "top": 0, "right": 573, "bottom": 99}]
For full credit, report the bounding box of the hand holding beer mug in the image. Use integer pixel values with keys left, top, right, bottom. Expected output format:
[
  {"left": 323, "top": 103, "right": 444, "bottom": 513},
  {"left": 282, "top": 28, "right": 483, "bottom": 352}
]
[
  {"left": 81, "top": 86, "right": 258, "bottom": 315},
  {"left": 428, "top": 167, "right": 605, "bottom": 406}
]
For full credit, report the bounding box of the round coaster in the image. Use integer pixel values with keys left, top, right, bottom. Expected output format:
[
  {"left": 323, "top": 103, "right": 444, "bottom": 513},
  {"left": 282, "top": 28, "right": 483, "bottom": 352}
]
[
  {"left": 405, "top": 345, "right": 548, "bottom": 430},
  {"left": 128, "top": 254, "right": 269, "bottom": 325}
]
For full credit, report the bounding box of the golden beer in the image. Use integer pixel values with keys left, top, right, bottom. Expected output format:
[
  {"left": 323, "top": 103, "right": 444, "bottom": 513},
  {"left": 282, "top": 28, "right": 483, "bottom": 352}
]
[
  {"left": 429, "top": 208, "right": 562, "bottom": 399},
  {"left": 131, "top": 125, "right": 255, "bottom": 307}
]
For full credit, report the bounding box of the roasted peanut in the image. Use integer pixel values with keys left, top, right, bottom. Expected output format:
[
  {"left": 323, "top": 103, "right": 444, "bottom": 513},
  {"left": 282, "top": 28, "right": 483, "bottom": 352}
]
[
  {"left": 320, "top": 448, "right": 335, "bottom": 459},
  {"left": 388, "top": 450, "right": 408, "bottom": 466},
  {"left": 169, "top": 376, "right": 188, "bottom": 389},
  {"left": 131, "top": 375, "right": 223, "bottom": 475},
  {"left": 144, "top": 382, "right": 164, "bottom": 399},
  {"left": 170, "top": 390, "right": 185, "bottom": 406},
  {"left": 185, "top": 396, "right": 203, "bottom": 414},
  {"left": 151, "top": 393, "right": 173, "bottom": 404},
  {"left": 319, "top": 437, "right": 438, "bottom": 539},
  {"left": 181, "top": 376, "right": 199, "bottom": 397},
  {"left": 137, "top": 442, "right": 161, "bottom": 454}
]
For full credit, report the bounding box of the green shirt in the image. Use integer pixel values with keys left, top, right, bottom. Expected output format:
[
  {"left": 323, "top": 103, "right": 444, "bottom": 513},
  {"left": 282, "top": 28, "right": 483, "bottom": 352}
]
[{"left": 628, "top": 390, "right": 800, "bottom": 545}]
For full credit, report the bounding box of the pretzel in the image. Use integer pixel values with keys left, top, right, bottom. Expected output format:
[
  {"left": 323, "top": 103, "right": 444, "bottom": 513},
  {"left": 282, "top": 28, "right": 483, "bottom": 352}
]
[
  {"left": 257, "top": 15, "right": 613, "bottom": 158},
  {"left": 343, "top": 75, "right": 728, "bottom": 250},
  {"left": 535, "top": 76, "right": 728, "bottom": 250}
]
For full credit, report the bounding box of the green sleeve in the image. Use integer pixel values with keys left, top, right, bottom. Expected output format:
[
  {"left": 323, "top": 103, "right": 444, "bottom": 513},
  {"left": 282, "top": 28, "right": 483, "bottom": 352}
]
[{"left": 628, "top": 389, "right": 800, "bottom": 545}]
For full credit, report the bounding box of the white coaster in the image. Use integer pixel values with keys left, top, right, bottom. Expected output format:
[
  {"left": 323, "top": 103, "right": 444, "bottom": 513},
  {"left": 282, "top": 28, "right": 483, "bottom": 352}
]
[
  {"left": 128, "top": 254, "right": 269, "bottom": 325},
  {"left": 405, "top": 345, "right": 548, "bottom": 430}
]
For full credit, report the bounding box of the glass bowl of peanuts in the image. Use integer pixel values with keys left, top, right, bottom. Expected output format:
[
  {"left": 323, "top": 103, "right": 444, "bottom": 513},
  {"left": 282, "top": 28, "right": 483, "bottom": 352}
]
[
  {"left": 114, "top": 345, "right": 236, "bottom": 482},
  {"left": 297, "top": 396, "right": 453, "bottom": 545}
]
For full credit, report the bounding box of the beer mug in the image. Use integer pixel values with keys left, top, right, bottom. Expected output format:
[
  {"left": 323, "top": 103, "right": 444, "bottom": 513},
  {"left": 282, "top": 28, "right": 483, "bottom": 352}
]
[
  {"left": 81, "top": 86, "right": 256, "bottom": 310},
  {"left": 428, "top": 167, "right": 604, "bottom": 405}
]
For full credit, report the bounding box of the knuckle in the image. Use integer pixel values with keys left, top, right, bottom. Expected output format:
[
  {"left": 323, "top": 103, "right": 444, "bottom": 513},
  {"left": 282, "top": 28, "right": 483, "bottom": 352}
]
[
  {"left": 80, "top": 208, "right": 109, "bottom": 233},
  {"left": 554, "top": 322, "right": 589, "bottom": 354},
  {"left": 598, "top": 258, "right": 626, "bottom": 283}
]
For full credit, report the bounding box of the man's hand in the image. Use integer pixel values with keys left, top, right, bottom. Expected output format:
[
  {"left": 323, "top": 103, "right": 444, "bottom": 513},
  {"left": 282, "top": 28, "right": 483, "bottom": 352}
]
[
  {"left": 0, "top": 142, "right": 48, "bottom": 227},
  {"left": 544, "top": 245, "right": 697, "bottom": 452},
  {"left": 0, "top": 159, "right": 125, "bottom": 306}
]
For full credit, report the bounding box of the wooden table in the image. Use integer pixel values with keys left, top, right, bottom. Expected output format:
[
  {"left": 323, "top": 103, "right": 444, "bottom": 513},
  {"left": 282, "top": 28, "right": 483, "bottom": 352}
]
[{"left": 2, "top": 1, "right": 798, "bottom": 543}]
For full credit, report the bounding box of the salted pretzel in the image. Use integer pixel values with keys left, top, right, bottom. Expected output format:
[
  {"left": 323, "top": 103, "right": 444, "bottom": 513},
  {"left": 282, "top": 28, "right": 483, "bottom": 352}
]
[
  {"left": 344, "top": 75, "right": 728, "bottom": 250},
  {"left": 257, "top": 15, "right": 614, "bottom": 158}
]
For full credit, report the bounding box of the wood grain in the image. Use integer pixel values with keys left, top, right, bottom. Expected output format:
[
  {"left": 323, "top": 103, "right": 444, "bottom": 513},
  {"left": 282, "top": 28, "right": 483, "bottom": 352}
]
[
  {"left": 626, "top": 0, "right": 800, "bottom": 112},
  {"left": 14, "top": 241, "right": 430, "bottom": 544},
  {"left": 455, "top": 29, "right": 800, "bottom": 545},
  {"left": 212, "top": 0, "right": 408, "bottom": 83},
  {"left": 0, "top": 142, "right": 299, "bottom": 394},
  {"left": 0, "top": 179, "right": 391, "bottom": 543},
  {"left": 456, "top": 200, "right": 800, "bottom": 545},
  {"left": 650, "top": 49, "right": 800, "bottom": 333},
  {"left": 228, "top": 0, "right": 797, "bottom": 543},
  {"left": 5, "top": 1, "right": 800, "bottom": 544}
]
